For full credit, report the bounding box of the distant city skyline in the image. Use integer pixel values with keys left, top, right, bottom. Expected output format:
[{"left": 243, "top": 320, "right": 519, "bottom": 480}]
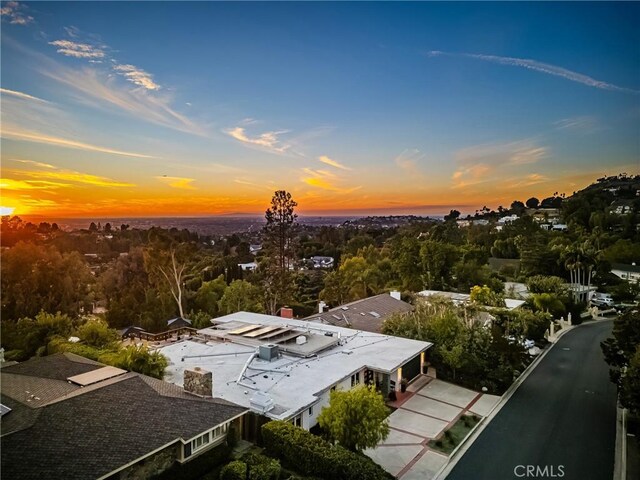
[{"left": 1, "top": 1, "right": 639, "bottom": 217}]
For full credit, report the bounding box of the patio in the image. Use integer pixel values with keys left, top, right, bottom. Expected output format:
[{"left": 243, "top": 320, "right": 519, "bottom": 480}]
[{"left": 365, "top": 376, "right": 499, "bottom": 479}]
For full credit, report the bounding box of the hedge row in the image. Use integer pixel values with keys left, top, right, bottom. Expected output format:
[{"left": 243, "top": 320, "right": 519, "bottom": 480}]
[
  {"left": 261, "top": 421, "right": 391, "bottom": 480},
  {"left": 220, "top": 454, "right": 281, "bottom": 480}
]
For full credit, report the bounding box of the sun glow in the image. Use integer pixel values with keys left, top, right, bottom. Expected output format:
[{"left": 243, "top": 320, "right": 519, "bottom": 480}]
[{"left": 0, "top": 206, "right": 16, "bottom": 216}]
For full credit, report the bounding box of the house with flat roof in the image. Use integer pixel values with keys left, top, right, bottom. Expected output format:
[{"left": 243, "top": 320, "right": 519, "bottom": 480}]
[
  {"left": 157, "top": 311, "right": 432, "bottom": 434},
  {"left": 305, "top": 291, "right": 413, "bottom": 333},
  {"left": 418, "top": 290, "right": 526, "bottom": 310},
  {"left": 1, "top": 353, "right": 247, "bottom": 480},
  {"left": 611, "top": 263, "right": 640, "bottom": 284}
]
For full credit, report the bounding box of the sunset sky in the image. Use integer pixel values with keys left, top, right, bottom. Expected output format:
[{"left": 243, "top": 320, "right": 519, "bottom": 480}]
[{"left": 1, "top": 1, "right": 639, "bottom": 218}]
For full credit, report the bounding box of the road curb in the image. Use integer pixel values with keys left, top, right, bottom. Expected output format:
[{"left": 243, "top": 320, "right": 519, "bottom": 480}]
[
  {"left": 614, "top": 405, "right": 627, "bottom": 480},
  {"left": 432, "top": 322, "right": 588, "bottom": 480}
]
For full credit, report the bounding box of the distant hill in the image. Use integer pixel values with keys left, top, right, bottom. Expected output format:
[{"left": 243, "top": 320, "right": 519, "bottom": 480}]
[{"left": 562, "top": 174, "right": 640, "bottom": 232}]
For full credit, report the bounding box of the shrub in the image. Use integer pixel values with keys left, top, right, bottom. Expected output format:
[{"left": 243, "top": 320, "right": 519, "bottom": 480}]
[
  {"left": 220, "top": 460, "right": 247, "bottom": 480},
  {"left": 262, "top": 421, "right": 391, "bottom": 480},
  {"left": 242, "top": 453, "right": 281, "bottom": 480},
  {"left": 3, "top": 349, "right": 28, "bottom": 362},
  {"left": 226, "top": 424, "right": 239, "bottom": 449}
]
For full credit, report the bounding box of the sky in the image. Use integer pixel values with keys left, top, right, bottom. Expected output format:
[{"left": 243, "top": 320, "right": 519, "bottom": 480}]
[{"left": 1, "top": 1, "right": 639, "bottom": 218}]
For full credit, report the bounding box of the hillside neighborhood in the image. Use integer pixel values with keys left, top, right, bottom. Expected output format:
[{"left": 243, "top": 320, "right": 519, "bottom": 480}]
[
  {"left": 1, "top": 1, "right": 639, "bottom": 478},
  {"left": 1, "top": 174, "right": 639, "bottom": 480}
]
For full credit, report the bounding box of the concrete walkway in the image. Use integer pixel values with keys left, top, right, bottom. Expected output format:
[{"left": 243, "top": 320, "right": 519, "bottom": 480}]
[{"left": 364, "top": 376, "right": 499, "bottom": 479}]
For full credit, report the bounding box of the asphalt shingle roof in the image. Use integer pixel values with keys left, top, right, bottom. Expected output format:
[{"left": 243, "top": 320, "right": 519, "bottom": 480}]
[
  {"left": 3, "top": 352, "right": 102, "bottom": 381},
  {"left": 1, "top": 354, "right": 247, "bottom": 480},
  {"left": 306, "top": 293, "right": 413, "bottom": 333}
]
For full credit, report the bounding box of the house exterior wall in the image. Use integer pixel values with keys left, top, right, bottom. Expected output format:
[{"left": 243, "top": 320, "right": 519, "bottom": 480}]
[
  {"left": 612, "top": 269, "right": 640, "bottom": 284},
  {"left": 304, "top": 372, "right": 359, "bottom": 429}
]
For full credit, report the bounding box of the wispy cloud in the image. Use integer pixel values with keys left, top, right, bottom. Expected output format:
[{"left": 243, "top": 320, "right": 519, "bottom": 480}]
[
  {"left": 452, "top": 140, "right": 548, "bottom": 188},
  {"left": 505, "top": 173, "right": 549, "bottom": 189},
  {"left": 0, "top": 178, "right": 69, "bottom": 190},
  {"left": 4, "top": 165, "right": 134, "bottom": 188},
  {"left": 10, "top": 159, "right": 57, "bottom": 169},
  {"left": 394, "top": 149, "right": 426, "bottom": 172},
  {"left": 234, "top": 178, "right": 274, "bottom": 191},
  {"left": 113, "top": 64, "right": 160, "bottom": 91},
  {"left": 63, "top": 26, "right": 80, "bottom": 38},
  {"left": 2, "top": 127, "right": 155, "bottom": 158},
  {"left": 301, "top": 167, "right": 361, "bottom": 193},
  {"left": 42, "top": 65, "right": 202, "bottom": 135},
  {"left": 0, "top": 88, "right": 49, "bottom": 103},
  {"left": 49, "top": 39, "right": 105, "bottom": 59},
  {"left": 0, "top": 1, "right": 33, "bottom": 25},
  {"left": 427, "top": 51, "right": 639, "bottom": 95},
  {"left": 554, "top": 116, "right": 602, "bottom": 134},
  {"left": 30, "top": 27, "right": 202, "bottom": 134},
  {"left": 225, "top": 126, "right": 292, "bottom": 155},
  {"left": 155, "top": 176, "right": 196, "bottom": 189},
  {"left": 318, "top": 155, "right": 352, "bottom": 171}
]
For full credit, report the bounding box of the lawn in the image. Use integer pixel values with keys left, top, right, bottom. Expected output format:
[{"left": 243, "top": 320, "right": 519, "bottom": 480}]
[{"left": 428, "top": 414, "right": 481, "bottom": 455}]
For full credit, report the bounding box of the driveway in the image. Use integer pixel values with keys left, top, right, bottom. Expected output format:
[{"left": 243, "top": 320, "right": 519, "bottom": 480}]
[{"left": 365, "top": 376, "right": 499, "bottom": 479}]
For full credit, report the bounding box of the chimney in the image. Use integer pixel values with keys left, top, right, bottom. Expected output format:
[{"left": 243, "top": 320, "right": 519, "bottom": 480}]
[
  {"left": 318, "top": 301, "right": 327, "bottom": 313},
  {"left": 280, "top": 307, "right": 293, "bottom": 319},
  {"left": 390, "top": 291, "right": 401, "bottom": 301},
  {"left": 184, "top": 367, "right": 212, "bottom": 397}
]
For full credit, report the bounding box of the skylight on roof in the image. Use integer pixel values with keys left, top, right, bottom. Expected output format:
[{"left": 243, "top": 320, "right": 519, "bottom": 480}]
[
  {"left": 369, "top": 311, "right": 381, "bottom": 318},
  {"left": 67, "top": 366, "right": 127, "bottom": 386}
]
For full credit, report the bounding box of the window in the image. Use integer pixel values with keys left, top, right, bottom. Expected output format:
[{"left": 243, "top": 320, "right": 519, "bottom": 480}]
[
  {"left": 191, "top": 432, "right": 211, "bottom": 452},
  {"left": 351, "top": 372, "right": 360, "bottom": 387},
  {"left": 308, "top": 405, "right": 313, "bottom": 416},
  {"left": 291, "top": 414, "right": 302, "bottom": 427}
]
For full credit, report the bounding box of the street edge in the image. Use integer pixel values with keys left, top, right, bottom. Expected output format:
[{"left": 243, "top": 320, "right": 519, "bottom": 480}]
[
  {"left": 614, "top": 405, "right": 627, "bottom": 480},
  {"left": 432, "top": 322, "right": 583, "bottom": 480}
]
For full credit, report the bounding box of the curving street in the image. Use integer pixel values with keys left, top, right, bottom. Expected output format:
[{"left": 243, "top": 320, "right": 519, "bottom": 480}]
[{"left": 447, "top": 320, "right": 617, "bottom": 480}]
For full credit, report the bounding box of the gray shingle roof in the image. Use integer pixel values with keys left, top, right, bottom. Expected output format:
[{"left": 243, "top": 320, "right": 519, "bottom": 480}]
[
  {"left": 1, "top": 354, "right": 247, "bottom": 480},
  {"left": 306, "top": 293, "right": 414, "bottom": 333},
  {"left": 3, "top": 352, "right": 102, "bottom": 381}
]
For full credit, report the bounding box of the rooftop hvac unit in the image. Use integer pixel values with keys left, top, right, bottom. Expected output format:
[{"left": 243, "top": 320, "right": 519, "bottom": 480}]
[
  {"left": 296, "top": 335, "right": 307, "bottom": 345},
  {"left": 258, "top": 344, "right": 279, "bottom": 362},
  {"left": 250, "top": 391, "right": 275, "bottom": 414}
]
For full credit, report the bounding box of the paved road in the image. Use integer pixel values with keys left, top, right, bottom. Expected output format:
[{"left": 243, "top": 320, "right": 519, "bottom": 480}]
[{"left": 447, "top": 320, "right": 617, "bottom": 480}]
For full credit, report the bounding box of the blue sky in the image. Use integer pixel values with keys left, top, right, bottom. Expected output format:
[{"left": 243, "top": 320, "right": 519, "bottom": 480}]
[{"left": 1, "top": 1, "right": 639, "bottom": 217}]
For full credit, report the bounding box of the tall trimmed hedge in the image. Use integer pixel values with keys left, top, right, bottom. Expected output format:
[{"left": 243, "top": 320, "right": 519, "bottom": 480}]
[{"left": 261, "top": 421, "right": 390, "bottom": 480}]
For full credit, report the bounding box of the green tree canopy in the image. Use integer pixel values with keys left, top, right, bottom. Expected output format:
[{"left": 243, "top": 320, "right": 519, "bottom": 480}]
[
  {"left": 470, "top": 285, "right": 505, "bottom": 307},
  {"left": 194, "top": 275, "right": 227, "bottom": 317},
  {"left": 602, "top": 309, "right": 640, "bottom": 414},
  {"left": 219, "top": 280, "right": 264, "bottom": 315},
  {"left": 318, "top": 384, "right": 390, "bottom": 452},
  {"left": 76, "top": 318, "right": 119, "bottom": 348}
]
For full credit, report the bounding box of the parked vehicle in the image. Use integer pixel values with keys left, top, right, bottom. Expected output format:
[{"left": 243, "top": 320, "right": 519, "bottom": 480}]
[
  {"left": 592, "top": 297, "right": 615, "bottom": 307},
  {"left": 592, "top": 292, "right": 615, "bottom": 307}
]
